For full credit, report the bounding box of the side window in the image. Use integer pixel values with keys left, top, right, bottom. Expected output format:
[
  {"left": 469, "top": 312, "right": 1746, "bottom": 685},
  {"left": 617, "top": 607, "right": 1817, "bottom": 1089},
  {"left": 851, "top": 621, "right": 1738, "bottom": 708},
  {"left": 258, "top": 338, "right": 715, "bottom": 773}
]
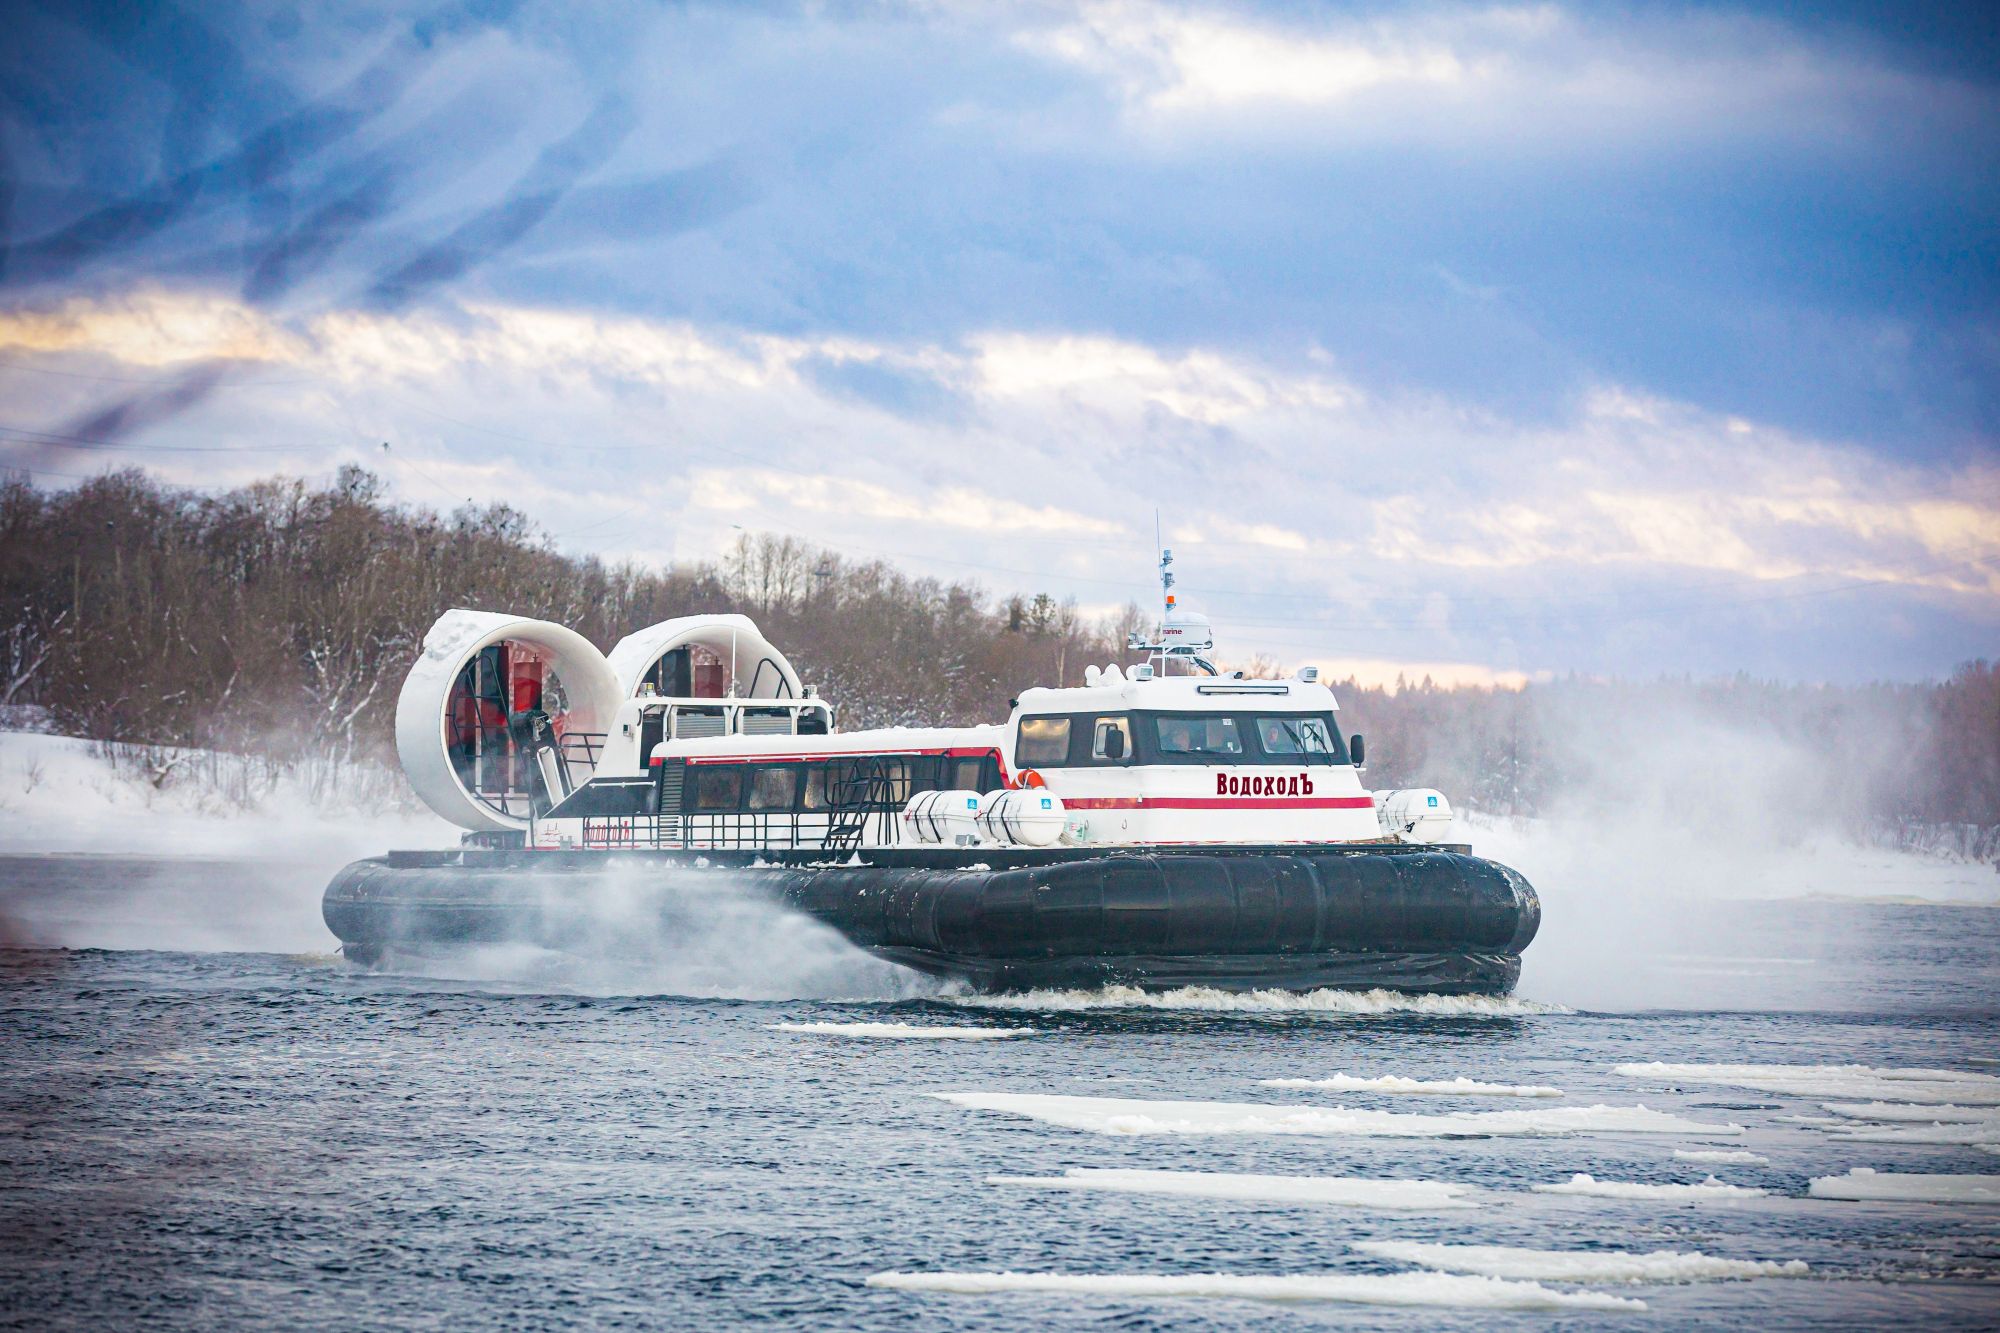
[
  {"left": 690, "top": 765, "right": 743, "bottom": 811},
  {"left": 1152, "top": 715, "right": 1244, "bottom": 760},
  {"left": 1015, "top": 716, "right": 1071, "bottom": 767},
  {"left": 906, "top": 757, "right": 948, "bottom": 797},
  {"left": 1091, "top": 715, "right": 1132, "bottom": 764},
  {"left": 801, "top": 766, "right": 828, "bottom": 810},
  {"left": 880, "top": 759, "right": 913, "bottom": 805},
  {"left": 952, "top": 758, "right": 986, "bottom": 791},
  {"left": 748, "top": 765, "right": 798, "bottom": 811}
]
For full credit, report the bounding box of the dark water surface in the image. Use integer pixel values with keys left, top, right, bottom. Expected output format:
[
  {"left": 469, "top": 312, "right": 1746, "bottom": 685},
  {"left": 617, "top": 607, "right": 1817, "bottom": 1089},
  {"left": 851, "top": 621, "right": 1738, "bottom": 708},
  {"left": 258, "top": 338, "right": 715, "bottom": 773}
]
[{"left": 2, "top": 865, "right": 1997, "bottom": 1330}]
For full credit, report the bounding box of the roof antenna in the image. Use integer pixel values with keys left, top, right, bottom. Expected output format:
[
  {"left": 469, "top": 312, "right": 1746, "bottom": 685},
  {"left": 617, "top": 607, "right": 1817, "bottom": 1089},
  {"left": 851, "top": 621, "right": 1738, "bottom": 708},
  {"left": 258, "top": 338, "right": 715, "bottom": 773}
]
[{"left": 1126, "top": 511, "right": 1214, "bottom": 677}]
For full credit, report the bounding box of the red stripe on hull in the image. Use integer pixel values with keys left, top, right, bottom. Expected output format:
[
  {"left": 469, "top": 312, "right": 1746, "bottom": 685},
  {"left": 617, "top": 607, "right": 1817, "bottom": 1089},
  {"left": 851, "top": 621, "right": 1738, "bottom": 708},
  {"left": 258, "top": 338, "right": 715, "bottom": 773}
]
[
  {"left": 1065, "top": 796, "right": 1374, "bottom": 811},
  {"left": 676, "top": 746, "right": 1000, "bottom": 765}
]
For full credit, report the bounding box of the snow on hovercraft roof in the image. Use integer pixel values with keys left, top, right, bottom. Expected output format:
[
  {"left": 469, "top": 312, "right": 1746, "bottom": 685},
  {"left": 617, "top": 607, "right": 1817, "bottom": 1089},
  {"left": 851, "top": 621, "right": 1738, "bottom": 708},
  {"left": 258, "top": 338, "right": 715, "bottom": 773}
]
[
  {"left": 1014, "top": 672, "right": 1340, "bottom": 715},
  {"left": 661, "top": 724, "right": 1006, "bottom": 762}
]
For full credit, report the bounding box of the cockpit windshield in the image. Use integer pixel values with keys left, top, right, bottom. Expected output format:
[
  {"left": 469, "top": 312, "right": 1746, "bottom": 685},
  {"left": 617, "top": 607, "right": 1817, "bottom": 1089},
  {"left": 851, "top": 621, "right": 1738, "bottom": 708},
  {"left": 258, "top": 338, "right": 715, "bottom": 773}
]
[{"left": 1255, "top": 715, "right": 1336, "bottom": 762}]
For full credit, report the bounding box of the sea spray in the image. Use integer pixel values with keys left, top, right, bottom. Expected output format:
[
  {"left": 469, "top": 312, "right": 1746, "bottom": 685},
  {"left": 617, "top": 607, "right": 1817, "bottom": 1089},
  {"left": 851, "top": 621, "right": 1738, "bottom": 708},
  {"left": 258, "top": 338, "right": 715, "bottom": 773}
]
[{"left": 374, "top": 862, "right": 941, "bottom": 1000}]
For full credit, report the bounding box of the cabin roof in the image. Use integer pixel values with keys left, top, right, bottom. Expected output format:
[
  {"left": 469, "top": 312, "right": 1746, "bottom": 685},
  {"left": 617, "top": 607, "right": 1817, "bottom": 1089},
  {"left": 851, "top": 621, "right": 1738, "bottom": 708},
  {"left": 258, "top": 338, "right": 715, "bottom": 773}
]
[
  {"left": 1015, "top": 676, "right": 1340, "bottom": 713},
  {"left": 659, "top": 723, "right": 1005, "bottom": 761}
]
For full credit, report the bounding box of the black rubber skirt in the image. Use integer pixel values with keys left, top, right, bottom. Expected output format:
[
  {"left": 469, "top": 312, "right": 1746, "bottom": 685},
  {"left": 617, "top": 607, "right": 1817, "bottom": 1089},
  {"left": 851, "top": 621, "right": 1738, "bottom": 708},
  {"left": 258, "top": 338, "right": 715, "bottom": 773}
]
[{"left": 323, "top": 847, "right": 1540, "bottom": 995}]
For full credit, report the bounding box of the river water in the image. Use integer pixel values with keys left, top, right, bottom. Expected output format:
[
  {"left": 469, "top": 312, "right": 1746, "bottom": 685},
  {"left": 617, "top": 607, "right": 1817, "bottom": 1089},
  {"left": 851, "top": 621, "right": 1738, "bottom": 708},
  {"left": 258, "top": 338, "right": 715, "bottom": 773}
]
[{"left": 1, "top": 857, "right": 1997, "bottom": 1330}]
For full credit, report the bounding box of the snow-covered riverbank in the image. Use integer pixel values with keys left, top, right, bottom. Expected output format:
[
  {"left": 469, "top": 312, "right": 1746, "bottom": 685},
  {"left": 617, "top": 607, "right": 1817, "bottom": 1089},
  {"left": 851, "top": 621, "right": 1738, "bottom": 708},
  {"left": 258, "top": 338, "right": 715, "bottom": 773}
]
[{"left": 0, "top": 731, "right": 452, "bottom": 860}]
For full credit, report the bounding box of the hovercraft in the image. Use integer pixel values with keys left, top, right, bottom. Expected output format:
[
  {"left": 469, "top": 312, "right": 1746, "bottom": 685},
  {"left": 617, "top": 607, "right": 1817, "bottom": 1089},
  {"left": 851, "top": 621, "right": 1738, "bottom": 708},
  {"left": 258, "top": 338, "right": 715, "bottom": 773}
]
[{"left": 324, "top": 551, "right": 1539, "bottom": 993}]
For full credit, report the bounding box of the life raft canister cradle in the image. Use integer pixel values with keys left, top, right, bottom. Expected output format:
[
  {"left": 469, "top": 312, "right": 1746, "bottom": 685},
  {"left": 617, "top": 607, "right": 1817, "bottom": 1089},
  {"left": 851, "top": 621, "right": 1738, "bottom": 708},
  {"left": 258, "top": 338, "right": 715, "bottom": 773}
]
[{"left": 323, "top": 562, "right": 1540, "bottom": 994}]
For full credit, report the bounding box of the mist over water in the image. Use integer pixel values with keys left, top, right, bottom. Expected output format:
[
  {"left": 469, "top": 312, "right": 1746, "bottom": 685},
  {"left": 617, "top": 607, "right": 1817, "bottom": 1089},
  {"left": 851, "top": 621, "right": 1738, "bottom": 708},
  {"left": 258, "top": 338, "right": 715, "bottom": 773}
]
[
  {"left": 0, "top": 851, "right": 937, "bottom": 1001},
  {"left": 380, "top": 868, "right": 939, "bottom": 1001},
  {"left": 6, "top": 710, "right": 1994, "bottom": 1014},
  {"left": 1453, "top": 695, "right": 1996, "bottom": 1012}
]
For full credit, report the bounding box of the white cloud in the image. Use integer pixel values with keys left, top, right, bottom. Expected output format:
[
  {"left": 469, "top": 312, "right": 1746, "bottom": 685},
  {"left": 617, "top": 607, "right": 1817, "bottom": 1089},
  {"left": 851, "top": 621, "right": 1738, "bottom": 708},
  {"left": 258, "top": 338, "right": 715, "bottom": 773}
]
[
  {"left": 0, "top": 288, "right": 305, "bottom": 365},
  {"left": 1010, "top": 2, "right": 1979, "bottom": 147},
  {"left": 1024, "top": 0, "right": 1490, "bottom": 112},
  {"left": 967, "top": 331, "right": 1356, "bottom": 424},
  {"left": 2, "top": 285, "right": 1993, "bottom": 680}
]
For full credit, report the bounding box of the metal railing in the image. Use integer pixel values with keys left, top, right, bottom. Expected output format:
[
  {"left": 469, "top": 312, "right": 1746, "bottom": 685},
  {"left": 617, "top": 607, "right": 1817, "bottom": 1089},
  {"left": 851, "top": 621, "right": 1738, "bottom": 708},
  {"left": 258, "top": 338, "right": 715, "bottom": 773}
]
[
  {"left": 558, "top": 732, "right": 606, "bottom": 793},
  {"left": 568, "top": 811, "right": 841, "bottom": 851}
]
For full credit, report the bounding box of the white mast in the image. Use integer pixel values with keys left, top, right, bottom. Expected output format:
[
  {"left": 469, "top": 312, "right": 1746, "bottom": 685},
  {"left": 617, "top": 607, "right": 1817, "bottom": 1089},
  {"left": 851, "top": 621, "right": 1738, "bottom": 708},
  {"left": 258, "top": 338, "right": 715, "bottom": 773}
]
[{"left": 1126, "top": 515, "right": 1215, "bottom": 676}]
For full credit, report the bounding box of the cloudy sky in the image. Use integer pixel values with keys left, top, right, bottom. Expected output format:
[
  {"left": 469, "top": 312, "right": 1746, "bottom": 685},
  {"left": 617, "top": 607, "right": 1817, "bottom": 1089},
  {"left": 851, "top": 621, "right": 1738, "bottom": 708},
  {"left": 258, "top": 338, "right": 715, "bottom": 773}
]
[{"left": 2, "top": 0, "right": 1995, "bottom": 685}]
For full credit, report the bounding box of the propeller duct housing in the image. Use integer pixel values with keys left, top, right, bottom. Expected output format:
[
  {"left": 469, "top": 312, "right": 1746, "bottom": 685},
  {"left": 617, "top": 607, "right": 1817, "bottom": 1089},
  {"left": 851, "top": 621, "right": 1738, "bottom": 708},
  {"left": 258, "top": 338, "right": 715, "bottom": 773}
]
[{"left": 395, "top": 609, "right": 622, "bottom": 833}]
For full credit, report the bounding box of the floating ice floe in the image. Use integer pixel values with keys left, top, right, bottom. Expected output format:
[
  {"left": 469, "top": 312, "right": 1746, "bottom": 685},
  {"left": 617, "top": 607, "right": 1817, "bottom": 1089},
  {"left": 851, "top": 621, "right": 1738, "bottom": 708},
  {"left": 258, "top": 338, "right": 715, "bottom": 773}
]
[
  {"left": 770, "top": 1021, "right": 1034, "bottom": 1039},
  {"left": 1533, "top": 1173, "right": 1766, "bottom": 1200},
  {"left": 932, "top": 1093, "right": 1740, "bottom": 1138},
  {"left": 984, "top": 1168, "right": 1479, "bottom": 1209},
  {"left": 1819, "top": 1101, "right": 2000, "bottom": 1124},
  {"left": 955, "top": 985, "right": 1569, "bottom": 1017},
  {"left": 1260, "top": 1073, "right": 1563, "bottom": 1098},
  {"left": 1354, "top": 1240, "right": 1808, "bottom": 1283},
  {"left": 1807, "top": 1168, "right": 2000, "bottom": 1204},
  {"left": 863, "top": 1269, "right": 1646, "bottom": 1312},
  {"left": 1816, "top": 1121, "right": 2000, "bottom": 1147},
  {"left": 1615, "top": 1062, "right": 2000, "bottom": 1105},
  {"left": 1673, "top": 1149, "right": 1771, "bottom": 1165}
]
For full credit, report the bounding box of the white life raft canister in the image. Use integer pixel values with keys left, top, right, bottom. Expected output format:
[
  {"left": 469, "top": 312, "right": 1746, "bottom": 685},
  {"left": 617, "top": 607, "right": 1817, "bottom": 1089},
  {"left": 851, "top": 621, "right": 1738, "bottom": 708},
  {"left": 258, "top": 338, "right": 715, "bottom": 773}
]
[
  {"left": 901, "top": 790, "right": 984, "bottom": 845},
  {"left": 1375, "top": 788, "right": 1454, "bottom": 843},
  {"left": 976, "top": 788, "right": 1067, "bottom": 847}
]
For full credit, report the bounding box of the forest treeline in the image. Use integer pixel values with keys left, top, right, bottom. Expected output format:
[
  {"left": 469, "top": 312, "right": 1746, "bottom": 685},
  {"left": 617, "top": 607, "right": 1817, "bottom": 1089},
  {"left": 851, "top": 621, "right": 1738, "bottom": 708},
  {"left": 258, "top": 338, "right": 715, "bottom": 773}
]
[{"left": 3, "top": 468, "right": 1995, "bottom": 839}]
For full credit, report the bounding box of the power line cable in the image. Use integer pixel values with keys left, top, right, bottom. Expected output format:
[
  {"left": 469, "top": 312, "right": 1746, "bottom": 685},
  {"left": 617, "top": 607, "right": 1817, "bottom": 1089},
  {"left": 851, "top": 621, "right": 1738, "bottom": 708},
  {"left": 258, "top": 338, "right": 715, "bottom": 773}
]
[
  {"left": 0, "top": 422, "right": 294, "bottom": 454},
  {"left": 0, "top": 357, "right": 317, "bottom": 388}
]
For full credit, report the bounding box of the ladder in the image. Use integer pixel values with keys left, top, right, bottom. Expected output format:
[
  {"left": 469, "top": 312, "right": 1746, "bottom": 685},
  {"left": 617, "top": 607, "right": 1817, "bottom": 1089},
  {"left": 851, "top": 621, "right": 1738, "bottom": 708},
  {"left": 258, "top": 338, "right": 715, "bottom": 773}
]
[{"left": 822, "top": 759, "right": 894, "bottom": 855}]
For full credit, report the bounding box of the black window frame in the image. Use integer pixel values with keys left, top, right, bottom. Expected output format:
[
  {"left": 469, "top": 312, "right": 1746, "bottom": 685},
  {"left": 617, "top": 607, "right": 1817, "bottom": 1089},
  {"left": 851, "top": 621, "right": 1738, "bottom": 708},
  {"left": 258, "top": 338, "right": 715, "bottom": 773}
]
[
  {"left": 950, "top": 753, "right": 1004, "bottom": 791},
  {"left": 1141, "top": 712, "right": 1247, "bottom": 764},
  {"left": 1248, "top": 712, "right": 1351, "bottom": 766},
  {"left": 688, "top": 763, "right": 746, "bottom": 811},
  {"left": 1087, "top": 714, "right": 1135, "bottom": 766},
  {"left": 1014, "top": 716, "right": 1073, "bottom": 768},
  {"left": 747, "top": 764, "right": 801, "bottom": 811},
  {"left": 1112, "top": 710, "right": 1353, "bottom": 766}
]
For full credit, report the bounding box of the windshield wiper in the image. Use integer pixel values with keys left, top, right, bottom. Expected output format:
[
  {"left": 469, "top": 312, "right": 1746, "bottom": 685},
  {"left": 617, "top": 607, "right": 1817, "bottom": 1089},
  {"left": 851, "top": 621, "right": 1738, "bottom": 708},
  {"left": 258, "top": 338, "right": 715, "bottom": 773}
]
[{"left": 1278, "top": 718, "right": 1333, "bottom": 765}]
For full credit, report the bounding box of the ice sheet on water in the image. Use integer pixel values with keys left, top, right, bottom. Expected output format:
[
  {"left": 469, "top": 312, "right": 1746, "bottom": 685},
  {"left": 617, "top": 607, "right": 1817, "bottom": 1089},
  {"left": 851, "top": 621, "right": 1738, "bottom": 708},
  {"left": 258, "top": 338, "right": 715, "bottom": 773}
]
[
  {"left": 1616, "top": 1062, "right": 2000, "bottom": 1105},
  {"left": 1674, "top": 1149, "right": 1771, "bottom": 1164},
  {"left": 864, "top": 1269, "right": 1645, "bottom": 1312},
  {"left": 985, "top": 1168, "right": 1479, "bottom": 1210},
  {"left": 1261, "top": 1073, "right": 1562, "bottom": 1097},
  {"left": 1808, "top": 1168, "right": 2000, "bottom": 1205},
  {"left": 769, "top": 1021, "right": 1033, "bottom": 1040},
  {"left": 1817, "top": 1121, "right": 2000, "bottom": 1147},
  {"left": 933, "top": 1092, "right": 1740, "bottom": 1138},
  {"left": 1533, "top": 1173, "right": 1766, "bottom": 1200},
  {"left": 1820, "top": 1101, "right": 2000, "bottom": 1124},
  {"left": 954, "top": 984, "right": 1569, "bottom": 1016},
  {"left": 1354, "top": 1240, "right": 1808, "bottom": 1283}
]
